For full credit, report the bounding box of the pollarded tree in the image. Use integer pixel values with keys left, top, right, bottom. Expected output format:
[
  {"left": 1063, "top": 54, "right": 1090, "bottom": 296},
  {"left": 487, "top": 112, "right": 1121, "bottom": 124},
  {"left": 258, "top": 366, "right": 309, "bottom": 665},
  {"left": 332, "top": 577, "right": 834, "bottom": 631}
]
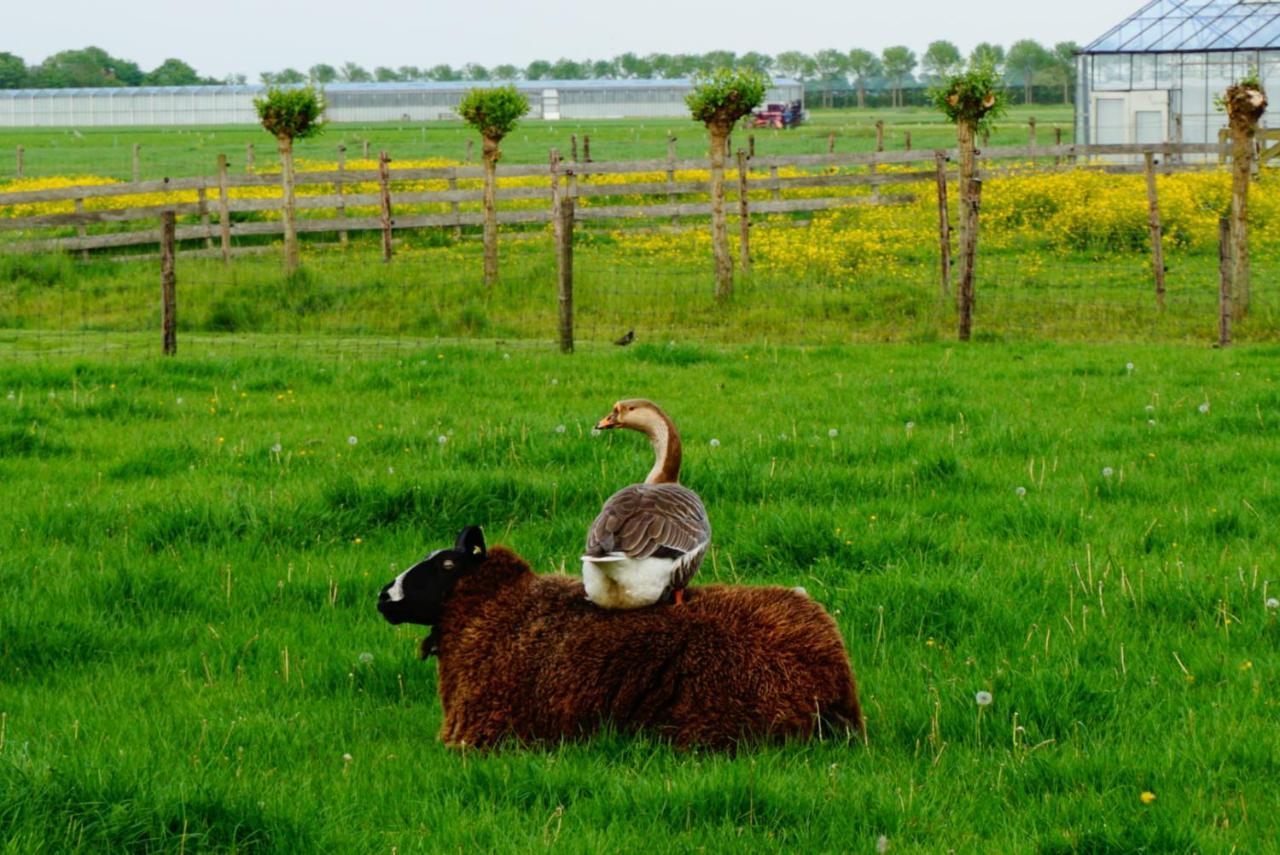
[
  {"left": 1049, "top": 42, "right": 1079, "bottom": 104},
  {"left": 814, "top": 49, "right": 850, "bottom": 108},
  {"left": 1222, "top": 74, "right": 1268, "bottom": 314},
  {"left": 932, "top": 62, "right": 1007, "bottom": 339},
  {"left": 254, "top": 85, "right": 325, "bottom": 276},
  {"left": 687, "top": 68, "right": 768, "bottom": 300},
  {"left": 458, "top": 85, "right": 530, "bottom": 288}
]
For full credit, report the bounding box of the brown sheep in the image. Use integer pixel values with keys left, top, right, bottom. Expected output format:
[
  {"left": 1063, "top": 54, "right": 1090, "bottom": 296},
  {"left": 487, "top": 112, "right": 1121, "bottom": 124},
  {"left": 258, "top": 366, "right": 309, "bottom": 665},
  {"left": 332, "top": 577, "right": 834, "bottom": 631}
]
[{"left": 377, "top": 527, "right": 863, "bottom": 751}]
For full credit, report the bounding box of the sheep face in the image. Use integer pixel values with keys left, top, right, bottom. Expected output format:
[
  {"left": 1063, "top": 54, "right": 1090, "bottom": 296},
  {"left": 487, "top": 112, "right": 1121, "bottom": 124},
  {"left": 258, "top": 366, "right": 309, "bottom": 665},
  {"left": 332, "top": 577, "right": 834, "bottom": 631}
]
[{"left": 377, "top": 526, "right": 486, "bottom": 626}]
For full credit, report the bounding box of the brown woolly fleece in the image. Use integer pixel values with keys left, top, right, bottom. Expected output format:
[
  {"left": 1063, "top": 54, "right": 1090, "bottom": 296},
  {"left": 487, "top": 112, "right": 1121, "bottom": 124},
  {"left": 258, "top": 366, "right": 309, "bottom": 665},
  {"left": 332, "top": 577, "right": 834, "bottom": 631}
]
[{"left": 421, "top": 546, "right": 863, "bottom": 751}]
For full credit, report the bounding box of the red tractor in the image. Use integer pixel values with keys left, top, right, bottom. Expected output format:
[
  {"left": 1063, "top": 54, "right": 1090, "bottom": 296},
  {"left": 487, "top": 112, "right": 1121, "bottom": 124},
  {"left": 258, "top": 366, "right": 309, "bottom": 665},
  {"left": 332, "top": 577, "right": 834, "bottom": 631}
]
[{"left": 749, "top": 100, "right": 806, "bottom": 129}]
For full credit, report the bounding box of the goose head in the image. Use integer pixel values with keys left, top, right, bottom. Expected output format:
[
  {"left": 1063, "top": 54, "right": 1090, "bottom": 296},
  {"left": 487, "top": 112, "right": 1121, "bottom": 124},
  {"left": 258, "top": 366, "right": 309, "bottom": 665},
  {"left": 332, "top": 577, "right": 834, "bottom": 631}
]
[{"left": 596, "top": 399, "right": 682, "bottom": 484}]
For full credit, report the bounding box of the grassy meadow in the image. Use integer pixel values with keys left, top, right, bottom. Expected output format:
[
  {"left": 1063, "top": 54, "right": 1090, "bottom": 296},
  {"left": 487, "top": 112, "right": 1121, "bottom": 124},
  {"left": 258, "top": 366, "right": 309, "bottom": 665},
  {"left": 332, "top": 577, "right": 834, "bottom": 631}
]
[
  {"left": 0, "top": 106, "right": 1073, "bottom": 181},
  {"left": 2, "top": 340, "right": 1279, "bottom": 852}
]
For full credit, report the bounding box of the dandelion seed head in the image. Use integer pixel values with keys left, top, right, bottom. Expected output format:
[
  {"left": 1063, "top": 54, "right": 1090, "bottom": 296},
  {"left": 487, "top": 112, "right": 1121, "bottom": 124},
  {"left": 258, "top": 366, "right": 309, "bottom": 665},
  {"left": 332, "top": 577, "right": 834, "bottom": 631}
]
[
  {"left": 555, "top": 424, "right": 566, "bottom": 434},
  {"left": 876, "top": 835, "right": 890, "bottom": 853},
  {"left": 1015, "top": 486, "right": 1027, "bottom": 497},
  {"left": 709, "top": 438, "right": 720, "bottom": 447},
  {"left": 6, "top": 391, "right": 14, "bottom": 400},
  {"left": 358, "top": 652, "right": 374, "bottom": 665},
  {"left": 1198, "top": 402, "right": 1210, "bottom": 414},
  {"left": 828, "top": 428, "right": 839, "bottom": 438},
  {"left": 550, "top": 378, "right": 559, "bottom": 386},
  {"left": 437, "top": 435, "right": 448, "bottom": 445},
  {"left": 1126, "top": 362, "right": 1135, "bottom": 372},
  {"left": 348, "top": 435, "right": 358, "bottom": 446},
  {"left": 1144, "top": 404, "right": 1155, "bottom": 413},
  {"left": 1266, "top": 597, "right": 1279, "bottom": 610},
  {"left": 975, "top": 691, "right": 993, "bottom": 706},
  {"left": 387, "top": 466, "right": 395, "bottom": 474},
  {"left": 1102, "top": 466, "right": 1114, "bottom": 478},
  {"left": 342, "top": 753, "right": 353, "bottom": 762},
  {"left": 270, "top": 442, "right": 282, "bottom": 454},
  {"left": 905, "top": 421, "right": 916, "bottom": 431},
  {"left": 502, "top": 353, "right": 511, "bottom": 360}
]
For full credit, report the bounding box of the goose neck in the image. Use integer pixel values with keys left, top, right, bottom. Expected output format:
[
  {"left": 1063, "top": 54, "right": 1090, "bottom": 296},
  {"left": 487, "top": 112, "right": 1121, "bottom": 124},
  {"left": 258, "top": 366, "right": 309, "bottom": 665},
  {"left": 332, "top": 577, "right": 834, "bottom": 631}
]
[{"left": 642, "top": 411, "right": 682, "bottom": 484}]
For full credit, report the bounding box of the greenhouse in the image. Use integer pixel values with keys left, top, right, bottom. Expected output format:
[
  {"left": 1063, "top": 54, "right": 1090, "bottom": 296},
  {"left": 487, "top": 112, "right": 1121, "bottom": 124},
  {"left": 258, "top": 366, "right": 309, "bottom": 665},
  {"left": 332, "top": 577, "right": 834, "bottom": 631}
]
[
  {"left": 1077, "top": 0, "right": 1280, "bottom": 146},
  {"left": 0, "top": 79, "right": 804, "bottom": 127}
]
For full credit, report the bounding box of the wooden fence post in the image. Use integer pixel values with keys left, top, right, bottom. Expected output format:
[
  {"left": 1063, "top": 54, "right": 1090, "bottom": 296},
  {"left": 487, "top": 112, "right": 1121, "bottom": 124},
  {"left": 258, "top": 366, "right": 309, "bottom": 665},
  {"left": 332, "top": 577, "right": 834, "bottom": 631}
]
[
  {"left": 904, "top": 131, "right": 912, "bottom": 151},
  {"left": 1028, "top": 117, "right": 1037, "bottom": 157},
  {"left": 1173, "top": 114, "right": 1183, "bottom": 163},
  {"left": 161, "top": 210, "right": 177, "bottom": 356},
  {"left": 1143, "top": 152, "right": 1166, "bottom": 310},
  {"left": 15, "top": 145, "right": 23, "bottom": 178},
  {"left": 736, "top": 149, "right": 750, "bottom": 275},
  {"left": 198, "top": 185, "right": 213, "bottom": 250},
  {"left": 583, "top": 135, "right": 591, "bottom": 162},
  {"left": 1054, "top": 127, "right": 1063, "bottom": 166},
  {"left": 378, "top": 150, "right": 393, "bottom": 262},
  {"left": 557, "top": 195, "right": 575, "bottom": 354},
  {"left": 465, "top": 139, "right": 473, "bottom": 163},
  {"left": 666, "top": 134, "right": 678, "bottom": 228},
  {"left": 875, "top": 120, "right": 884, "bottom": 152},
  {"left": 769, "top": 165, "right": 781, "bottom": 202},
  {"left": 74, "top": 198, "right": 88, "bottom": 262},
  {"left": 362, "top": 139, "right": 370, "bottom": 160},
  {"left": 748, "top": 134, "right": 755, "bottom": 158},
  {"left": 571, "top": 134, "right": 578, "bottom": 163},
  {"left": 827, "top": 132, "right": 835, "bottom": 153},
  {"left": 957, "top": 179, "right": 983, "bottom": 342},
  {"left": 934, "top": 151, "right": 951, "bottom": 298},
  {"left": 335, "top": 144, "right": 349, "bottom": 246},
  {"left": 132, "top": 143, "right": 141, "bottom": 183},
  {"left": 447, "top": 166, "right": 461, "bottom": 239},
  {"left": 1218, "top": 216, "right": 1232, "bottom": 347},
  {"left": 216, "top": 154, "right": 231, "bottom": 265},
  {"left": 245, "top": 143, "right": 255, "bottom": 173}
]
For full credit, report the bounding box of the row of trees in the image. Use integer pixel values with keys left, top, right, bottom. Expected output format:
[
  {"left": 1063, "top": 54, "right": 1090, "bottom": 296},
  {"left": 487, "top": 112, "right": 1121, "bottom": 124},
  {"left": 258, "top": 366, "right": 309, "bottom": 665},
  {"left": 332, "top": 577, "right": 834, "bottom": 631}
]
[
  {"left": 3, "top": 42, "right": 1079, "bottom": 104},
  {"left": 0, "top": 47, "right": 214, "bottom": 89}
]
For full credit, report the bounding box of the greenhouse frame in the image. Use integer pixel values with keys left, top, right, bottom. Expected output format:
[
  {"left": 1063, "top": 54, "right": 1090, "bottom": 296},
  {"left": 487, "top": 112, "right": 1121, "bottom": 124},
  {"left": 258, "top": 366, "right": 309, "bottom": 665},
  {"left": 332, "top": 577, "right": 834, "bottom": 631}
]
[
  {"left": 1077, "top": 0, "right": 1280, "bottom": 147},
  {"left": 0, "top": 79, "right": 804, "bottom": 127}
]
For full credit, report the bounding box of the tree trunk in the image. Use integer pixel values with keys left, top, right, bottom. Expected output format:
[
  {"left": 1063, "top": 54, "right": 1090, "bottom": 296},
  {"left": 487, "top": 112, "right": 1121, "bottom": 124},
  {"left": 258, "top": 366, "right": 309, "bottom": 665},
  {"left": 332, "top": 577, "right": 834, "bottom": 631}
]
[
  {"left": 278, "top": 136, "right": 299, "bottom": 276},
  {"left": 482, "top": 136, "right": 500, "bottom": 288},
  {"left": 856, "top": 83, "right": 865, "bottom": 109},
  {"left": 954, "top": 119, "right": 977, "bottom": 298},
  {"left": 1025, "top": 77, "right": 1034, "bottom": 106},
  {"left": 1229, "top": 120, "right": 1255, "bottom": 315},
  {"left": 1062, "top": 81, "right": 1070, "bottom": 105},
  {"left": 708, "top": 125, "right": 733, "bottom": 300}
]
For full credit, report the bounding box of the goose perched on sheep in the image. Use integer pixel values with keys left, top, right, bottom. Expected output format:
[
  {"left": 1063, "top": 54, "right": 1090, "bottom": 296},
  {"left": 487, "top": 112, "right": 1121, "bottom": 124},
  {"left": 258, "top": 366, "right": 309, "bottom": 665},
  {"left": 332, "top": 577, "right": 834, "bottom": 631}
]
[
  {"left": 584, "top": 399, "right": 710, "bottom": 609},
  {"left": 377, "top": 527, "right": 863, "bottom": 750}
]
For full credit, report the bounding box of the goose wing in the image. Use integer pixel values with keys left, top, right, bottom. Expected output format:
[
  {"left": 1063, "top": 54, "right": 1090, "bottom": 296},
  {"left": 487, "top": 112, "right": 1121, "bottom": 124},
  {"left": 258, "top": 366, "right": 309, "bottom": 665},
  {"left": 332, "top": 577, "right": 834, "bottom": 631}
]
[{"left": 585, "top": 483, "right": 710, "bottom": 588}]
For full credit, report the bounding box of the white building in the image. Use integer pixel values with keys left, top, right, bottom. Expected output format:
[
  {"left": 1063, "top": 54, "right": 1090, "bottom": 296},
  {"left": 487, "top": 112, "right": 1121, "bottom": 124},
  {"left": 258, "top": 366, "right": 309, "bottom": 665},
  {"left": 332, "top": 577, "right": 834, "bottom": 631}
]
[{"left": 0, "top": 79, "right": 804, "bottom": 127}]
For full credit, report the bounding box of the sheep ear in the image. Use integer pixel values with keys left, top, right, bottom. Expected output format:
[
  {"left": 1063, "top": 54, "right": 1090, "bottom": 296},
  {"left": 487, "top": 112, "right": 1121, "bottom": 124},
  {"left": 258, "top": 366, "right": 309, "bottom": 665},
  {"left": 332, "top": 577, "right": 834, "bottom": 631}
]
[{"left": 455, "top": 526, "right": 486, "bottom": 559}]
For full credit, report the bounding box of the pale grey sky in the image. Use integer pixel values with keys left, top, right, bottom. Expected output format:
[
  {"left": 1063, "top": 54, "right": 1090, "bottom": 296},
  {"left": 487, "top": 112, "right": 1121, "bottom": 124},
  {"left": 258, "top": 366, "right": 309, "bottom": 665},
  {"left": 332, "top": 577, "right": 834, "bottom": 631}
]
[{"left": 9, "top": 0, "right": 1129, "bottom": 80}]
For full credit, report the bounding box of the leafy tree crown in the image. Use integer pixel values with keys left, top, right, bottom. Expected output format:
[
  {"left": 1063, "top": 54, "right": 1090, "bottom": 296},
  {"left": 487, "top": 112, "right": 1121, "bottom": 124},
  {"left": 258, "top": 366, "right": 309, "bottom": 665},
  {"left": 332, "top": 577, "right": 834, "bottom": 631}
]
[
  {"left": 254, "top": 86, "right": 325, "bottom": 141},
  {"left": 931, "top": 62, "right": 1008, "bottom": 133},
  {"left": 686, "top": 68, "right": 769, "bottom": 129},
  {"left": 457, "top": 85, "right": 530, "bottom": 141}
]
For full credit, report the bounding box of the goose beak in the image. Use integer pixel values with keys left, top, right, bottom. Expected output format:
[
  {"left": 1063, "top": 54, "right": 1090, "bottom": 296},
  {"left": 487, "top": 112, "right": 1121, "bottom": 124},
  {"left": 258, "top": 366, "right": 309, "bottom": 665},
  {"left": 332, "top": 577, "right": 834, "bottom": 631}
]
[{"left": 596, "top": 413, "right": 620, "bottom": 430}]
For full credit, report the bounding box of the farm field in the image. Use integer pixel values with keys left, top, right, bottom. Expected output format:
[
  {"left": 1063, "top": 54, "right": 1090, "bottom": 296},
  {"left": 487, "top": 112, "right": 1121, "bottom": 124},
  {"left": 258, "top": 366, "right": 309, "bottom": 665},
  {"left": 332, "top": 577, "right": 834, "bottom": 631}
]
[
  {"left": 2, "top": 341, "right": 1279, "bottom": 852},
  {"left": 0, "top": 106, "right": 1074, "bottom": 181}
]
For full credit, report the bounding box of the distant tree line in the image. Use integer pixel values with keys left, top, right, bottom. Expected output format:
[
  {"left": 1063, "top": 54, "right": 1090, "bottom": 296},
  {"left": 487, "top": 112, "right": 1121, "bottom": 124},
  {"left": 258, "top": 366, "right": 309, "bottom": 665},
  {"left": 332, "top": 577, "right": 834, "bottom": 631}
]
[{"left": 0, "top": 41, "right": 1081, "bottom": 105}]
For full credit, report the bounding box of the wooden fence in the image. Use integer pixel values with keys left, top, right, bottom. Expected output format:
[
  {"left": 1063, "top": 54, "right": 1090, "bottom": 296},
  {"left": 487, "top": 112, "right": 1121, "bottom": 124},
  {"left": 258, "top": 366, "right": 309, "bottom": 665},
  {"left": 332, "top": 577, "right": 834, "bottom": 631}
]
[{"left": 0, "top": 141, "right": 1230, "bottom": 258}]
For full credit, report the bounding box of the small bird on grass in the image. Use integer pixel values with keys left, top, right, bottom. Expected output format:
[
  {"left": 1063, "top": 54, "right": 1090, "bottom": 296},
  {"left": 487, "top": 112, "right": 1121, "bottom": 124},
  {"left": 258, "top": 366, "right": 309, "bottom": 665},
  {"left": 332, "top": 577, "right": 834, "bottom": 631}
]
[{"left": 614, "top": 330, "right": 635, "bottom": 346}]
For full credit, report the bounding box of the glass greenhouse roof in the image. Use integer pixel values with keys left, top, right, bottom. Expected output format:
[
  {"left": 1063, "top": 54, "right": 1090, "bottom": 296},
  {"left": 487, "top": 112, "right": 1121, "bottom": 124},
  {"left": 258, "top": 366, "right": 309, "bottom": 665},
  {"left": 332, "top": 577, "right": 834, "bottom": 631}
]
[{"left": 1085, "top": 0, "right": 1280, "bottom": 52}]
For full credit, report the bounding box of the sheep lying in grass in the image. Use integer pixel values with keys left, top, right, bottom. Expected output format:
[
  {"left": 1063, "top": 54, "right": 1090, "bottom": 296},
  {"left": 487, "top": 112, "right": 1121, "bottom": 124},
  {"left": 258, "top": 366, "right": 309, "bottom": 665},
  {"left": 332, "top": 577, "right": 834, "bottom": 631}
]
[{"left": 377, "top": 526, "right": 863, "bottom": 751}]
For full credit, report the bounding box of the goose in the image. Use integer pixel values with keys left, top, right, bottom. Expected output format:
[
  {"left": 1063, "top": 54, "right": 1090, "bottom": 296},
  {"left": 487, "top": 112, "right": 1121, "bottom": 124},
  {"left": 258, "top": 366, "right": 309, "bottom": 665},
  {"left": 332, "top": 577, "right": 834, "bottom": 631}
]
[{"left": 582, "top": 399, "right": 711, "bottom": 609}]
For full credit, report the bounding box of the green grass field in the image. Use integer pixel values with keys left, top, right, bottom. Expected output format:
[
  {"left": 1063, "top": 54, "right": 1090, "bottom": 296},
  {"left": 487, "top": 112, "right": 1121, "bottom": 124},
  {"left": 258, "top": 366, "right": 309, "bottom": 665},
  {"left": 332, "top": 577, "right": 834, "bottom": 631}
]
[
  {"left": 2, "top": 341, "right": 1278, "bottom": 852},
  {"left": 0, "top": 106, "right": 1074, "bottom": 181}
]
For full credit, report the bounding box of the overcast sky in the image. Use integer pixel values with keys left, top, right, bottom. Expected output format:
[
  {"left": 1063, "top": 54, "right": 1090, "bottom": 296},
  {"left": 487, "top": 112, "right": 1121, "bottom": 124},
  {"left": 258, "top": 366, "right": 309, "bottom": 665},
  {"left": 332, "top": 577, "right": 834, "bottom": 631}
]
[{"left": 9, "top": 0, "right": 1130, "bottom": 79}]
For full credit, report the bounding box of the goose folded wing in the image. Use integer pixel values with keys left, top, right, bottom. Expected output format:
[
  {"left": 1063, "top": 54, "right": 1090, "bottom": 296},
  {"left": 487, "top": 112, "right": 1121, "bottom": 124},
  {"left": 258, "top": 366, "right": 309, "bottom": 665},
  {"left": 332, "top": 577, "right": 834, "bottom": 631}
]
[{"left": 586, "top": 484, "right": 710, "bottom": 569}]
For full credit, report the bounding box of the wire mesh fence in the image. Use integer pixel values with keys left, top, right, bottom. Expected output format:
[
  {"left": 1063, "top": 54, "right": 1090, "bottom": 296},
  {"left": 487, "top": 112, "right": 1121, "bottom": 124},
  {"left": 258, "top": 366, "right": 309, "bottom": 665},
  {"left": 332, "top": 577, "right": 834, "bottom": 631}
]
[{"left": 2, "top": 144, "right": 1278, "bottom": 359}]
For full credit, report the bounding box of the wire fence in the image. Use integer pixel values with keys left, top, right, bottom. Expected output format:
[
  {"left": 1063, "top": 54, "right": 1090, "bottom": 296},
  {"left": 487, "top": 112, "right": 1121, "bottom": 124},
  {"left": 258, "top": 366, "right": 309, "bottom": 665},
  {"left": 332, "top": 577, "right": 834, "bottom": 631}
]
[{"left": 2, "top": 143, "right": 1278, "bottom": 358}]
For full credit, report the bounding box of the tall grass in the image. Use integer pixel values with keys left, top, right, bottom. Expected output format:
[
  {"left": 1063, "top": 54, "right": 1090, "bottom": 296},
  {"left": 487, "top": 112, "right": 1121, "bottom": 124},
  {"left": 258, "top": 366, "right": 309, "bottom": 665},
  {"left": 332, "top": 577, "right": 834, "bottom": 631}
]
[{"left": 1, "top": 341, "right": 1277, "bottom": 851}]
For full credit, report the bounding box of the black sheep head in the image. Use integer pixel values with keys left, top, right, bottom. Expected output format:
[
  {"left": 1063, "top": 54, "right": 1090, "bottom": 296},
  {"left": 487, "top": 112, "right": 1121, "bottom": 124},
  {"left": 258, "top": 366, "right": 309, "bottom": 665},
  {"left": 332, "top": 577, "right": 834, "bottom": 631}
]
[{"left": 377, "top": 526, "right": 486, "bottom": 626}]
